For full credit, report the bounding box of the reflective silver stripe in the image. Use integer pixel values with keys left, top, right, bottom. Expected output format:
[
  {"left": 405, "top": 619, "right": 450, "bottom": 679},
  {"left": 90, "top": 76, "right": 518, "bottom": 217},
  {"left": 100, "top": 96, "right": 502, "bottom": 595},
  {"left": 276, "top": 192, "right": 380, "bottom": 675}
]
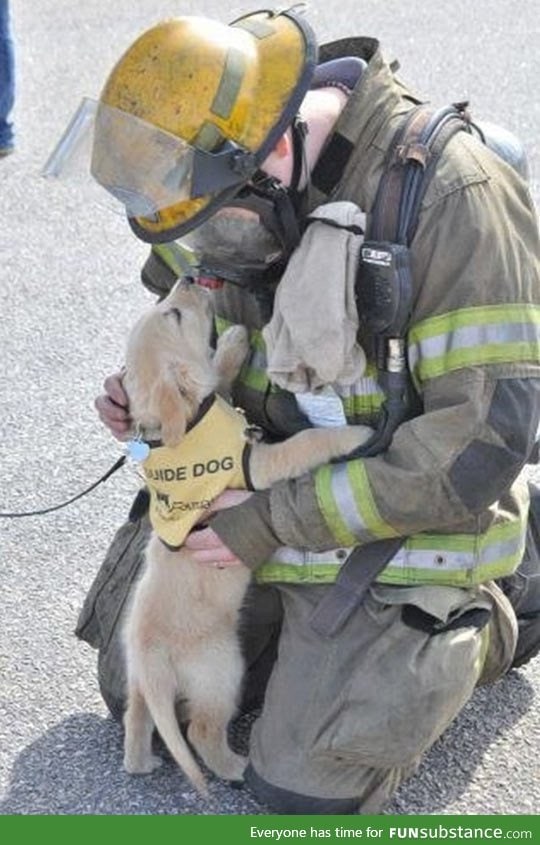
[
  {"left": 390, "top": 533, "right": 523, "bottom": 571},
  {"left": 249, "top": 345, "right": 267, "bottom": 371},
  {"left": 408, "top": 321, "right": 539, "bottom": 373},
  {"left": 272, "top": 544, "right": 354, "bottom": 566},
  {"left": 330, "top": 463, "right": 369, "bottom": 537},
  {"left": 211, "top": 47, "right": 246, "bottom": 120},
  {"left": 269, "top": 533, "right": 522, "bottom": 571}
]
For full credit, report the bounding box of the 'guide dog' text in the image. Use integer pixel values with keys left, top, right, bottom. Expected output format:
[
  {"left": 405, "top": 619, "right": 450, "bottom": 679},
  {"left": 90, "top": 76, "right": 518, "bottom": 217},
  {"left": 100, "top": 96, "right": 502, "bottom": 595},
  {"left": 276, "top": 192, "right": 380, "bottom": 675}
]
[{"left": 145, "top": 455, "right": 235, "bottom": 483}]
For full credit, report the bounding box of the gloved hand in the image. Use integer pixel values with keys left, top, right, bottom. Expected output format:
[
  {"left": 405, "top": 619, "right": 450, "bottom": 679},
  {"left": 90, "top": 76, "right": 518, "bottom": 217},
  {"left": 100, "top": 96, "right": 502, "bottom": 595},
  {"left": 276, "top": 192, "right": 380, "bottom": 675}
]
[{"left": 94, "top": 370, "right": 132, "bottom": 440}]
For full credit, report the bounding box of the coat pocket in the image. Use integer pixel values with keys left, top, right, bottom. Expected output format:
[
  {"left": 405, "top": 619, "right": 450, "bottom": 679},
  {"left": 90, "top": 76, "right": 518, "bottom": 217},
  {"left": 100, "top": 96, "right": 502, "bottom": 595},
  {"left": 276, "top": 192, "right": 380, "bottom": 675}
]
[{"left": 322, "top": 583, "right": 492, "bottom": 768}]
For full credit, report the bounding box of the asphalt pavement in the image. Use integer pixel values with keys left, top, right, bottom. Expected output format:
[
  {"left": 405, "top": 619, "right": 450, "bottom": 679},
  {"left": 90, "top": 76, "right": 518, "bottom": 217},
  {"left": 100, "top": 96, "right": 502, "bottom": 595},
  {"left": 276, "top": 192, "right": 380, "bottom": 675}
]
[{"left": 0, "top": 0, "right": 539, "bottom": 816}]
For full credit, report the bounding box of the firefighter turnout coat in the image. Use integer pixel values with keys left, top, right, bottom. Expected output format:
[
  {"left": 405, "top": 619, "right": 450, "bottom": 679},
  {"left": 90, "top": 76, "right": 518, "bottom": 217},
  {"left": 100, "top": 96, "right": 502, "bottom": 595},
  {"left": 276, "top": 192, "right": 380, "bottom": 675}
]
[{"left": 144, "top": 37, "right": 540, "bottom": 590}]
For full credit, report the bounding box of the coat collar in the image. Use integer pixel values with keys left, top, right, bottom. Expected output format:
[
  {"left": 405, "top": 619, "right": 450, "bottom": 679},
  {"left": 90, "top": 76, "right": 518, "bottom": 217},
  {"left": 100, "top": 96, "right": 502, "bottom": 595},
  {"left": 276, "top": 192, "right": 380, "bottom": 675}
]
[{"left": 310, "top": 37, "right": 422, "bottom": 211}]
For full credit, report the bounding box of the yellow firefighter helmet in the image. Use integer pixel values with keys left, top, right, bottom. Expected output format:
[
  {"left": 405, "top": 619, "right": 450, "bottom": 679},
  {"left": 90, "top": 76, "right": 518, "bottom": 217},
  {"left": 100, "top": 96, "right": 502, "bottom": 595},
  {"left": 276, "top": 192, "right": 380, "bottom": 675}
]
[{"left": 90, "top": 9, "right": 317, "bottom": 242}]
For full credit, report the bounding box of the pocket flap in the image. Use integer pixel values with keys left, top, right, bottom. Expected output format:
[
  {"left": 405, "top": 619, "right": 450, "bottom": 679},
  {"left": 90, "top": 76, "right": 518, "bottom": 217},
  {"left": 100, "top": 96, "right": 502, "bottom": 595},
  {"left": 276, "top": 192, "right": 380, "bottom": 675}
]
[{"left": 370, "top": 583, "right": 490, "bottom": 624}]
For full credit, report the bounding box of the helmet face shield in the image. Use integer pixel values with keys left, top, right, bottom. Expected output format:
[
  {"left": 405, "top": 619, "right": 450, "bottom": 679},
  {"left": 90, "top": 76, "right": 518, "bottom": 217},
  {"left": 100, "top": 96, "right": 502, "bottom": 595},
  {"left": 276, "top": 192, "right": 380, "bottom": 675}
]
[{"left": 42, "top": 97, "right": 252, "bottom": 219}]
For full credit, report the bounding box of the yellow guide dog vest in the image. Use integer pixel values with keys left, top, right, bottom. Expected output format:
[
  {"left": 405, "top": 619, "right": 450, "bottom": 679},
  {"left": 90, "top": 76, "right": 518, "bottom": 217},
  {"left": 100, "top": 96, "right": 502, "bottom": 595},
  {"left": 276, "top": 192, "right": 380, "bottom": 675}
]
[{"left": 141, "top": 394, "right": 253, "bottom": 549}]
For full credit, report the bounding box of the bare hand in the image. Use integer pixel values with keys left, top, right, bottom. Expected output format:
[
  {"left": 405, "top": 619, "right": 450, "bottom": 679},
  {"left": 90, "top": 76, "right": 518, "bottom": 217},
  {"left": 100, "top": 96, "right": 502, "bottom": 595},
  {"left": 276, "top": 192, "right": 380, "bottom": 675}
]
[
  {"left": 94, "top": 371, "right": 132, "bottom": 440},
  {"left": 184, "top": 490, "right": 254, "bottom": 567}
]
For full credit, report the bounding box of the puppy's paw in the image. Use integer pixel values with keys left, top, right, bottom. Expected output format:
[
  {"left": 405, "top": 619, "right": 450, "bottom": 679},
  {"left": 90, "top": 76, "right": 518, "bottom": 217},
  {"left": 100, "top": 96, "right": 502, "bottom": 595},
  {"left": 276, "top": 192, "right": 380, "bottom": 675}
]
[
  {"left": 343, "top": 424, "right": 374, "bottom": 454},
  {"left": 124, "top": 751, "right": 163, "bottom": 775},
  {"left": 226, "top": 753, "right": 248, "bottom": 783},
  {"left": 216, "top": 326, "right": 249, "bottom": 366},
  {"left": 219, "top": 324, "right": 250, "bottom": 354},
  {"left": 210, "top": 751, "right": 248, "bottom": 783},
  {"left": 214, "top": 325, "right": 250, "bottom": 386}
]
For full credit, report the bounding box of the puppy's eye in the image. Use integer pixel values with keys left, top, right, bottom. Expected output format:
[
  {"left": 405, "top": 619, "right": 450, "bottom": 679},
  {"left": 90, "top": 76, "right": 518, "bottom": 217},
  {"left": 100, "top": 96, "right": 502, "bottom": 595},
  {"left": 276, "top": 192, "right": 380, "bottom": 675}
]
[{"left": 166, "top": 308, "right": 182, "bottom": 324}]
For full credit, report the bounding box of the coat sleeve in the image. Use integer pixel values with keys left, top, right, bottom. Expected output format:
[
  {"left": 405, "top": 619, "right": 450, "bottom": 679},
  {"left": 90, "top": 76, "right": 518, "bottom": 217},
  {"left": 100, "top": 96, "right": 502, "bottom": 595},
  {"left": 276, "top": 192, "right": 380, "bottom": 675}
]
[{"left": 212, "top": 145, "right": 540, "bottom": 568}]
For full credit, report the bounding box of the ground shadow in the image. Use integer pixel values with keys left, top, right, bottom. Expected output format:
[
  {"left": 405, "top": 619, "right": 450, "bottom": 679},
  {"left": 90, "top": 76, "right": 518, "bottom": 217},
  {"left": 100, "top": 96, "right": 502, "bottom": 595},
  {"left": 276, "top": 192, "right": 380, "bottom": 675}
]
[
  {"left": 0, "top": 711, "right": 261, "bottom": 815},
  {"left": 0, "top": 670, "right": 534, "bottom": 814}
]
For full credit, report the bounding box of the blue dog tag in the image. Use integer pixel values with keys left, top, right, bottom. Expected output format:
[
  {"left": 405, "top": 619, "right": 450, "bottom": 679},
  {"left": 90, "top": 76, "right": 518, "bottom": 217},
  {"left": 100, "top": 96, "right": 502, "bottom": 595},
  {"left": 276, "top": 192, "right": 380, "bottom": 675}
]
[{"left": 127, "top": 440, "right": 150, "bottom": 462}]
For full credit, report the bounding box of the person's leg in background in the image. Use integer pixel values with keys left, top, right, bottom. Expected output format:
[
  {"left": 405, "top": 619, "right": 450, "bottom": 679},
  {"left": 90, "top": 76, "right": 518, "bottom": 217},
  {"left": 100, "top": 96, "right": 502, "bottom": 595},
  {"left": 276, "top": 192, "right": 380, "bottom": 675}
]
[{"left": 0, "top": 0, "right": 15, "bottom": 156}]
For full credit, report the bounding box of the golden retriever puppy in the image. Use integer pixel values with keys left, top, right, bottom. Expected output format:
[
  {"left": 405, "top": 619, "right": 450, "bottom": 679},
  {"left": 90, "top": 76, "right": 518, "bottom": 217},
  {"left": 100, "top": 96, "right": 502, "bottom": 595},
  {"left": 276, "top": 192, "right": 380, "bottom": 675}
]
[{"left": 121, "top": 280, "right": 372, "bottom": 795}]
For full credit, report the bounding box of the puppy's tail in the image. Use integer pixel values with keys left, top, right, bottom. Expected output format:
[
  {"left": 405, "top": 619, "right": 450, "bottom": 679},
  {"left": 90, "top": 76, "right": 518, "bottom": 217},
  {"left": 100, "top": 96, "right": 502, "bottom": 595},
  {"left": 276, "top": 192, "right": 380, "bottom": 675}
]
[{"left": 144, "top": 683, "right": 208, "bottom": 797}]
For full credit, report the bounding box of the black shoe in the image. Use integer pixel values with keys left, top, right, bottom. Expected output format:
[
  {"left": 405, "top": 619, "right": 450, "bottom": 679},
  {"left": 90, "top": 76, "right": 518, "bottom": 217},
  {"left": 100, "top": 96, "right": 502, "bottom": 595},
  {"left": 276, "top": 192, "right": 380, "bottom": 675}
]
[{"left": 512, "top": 611, "right": 540, "bottom": 668}]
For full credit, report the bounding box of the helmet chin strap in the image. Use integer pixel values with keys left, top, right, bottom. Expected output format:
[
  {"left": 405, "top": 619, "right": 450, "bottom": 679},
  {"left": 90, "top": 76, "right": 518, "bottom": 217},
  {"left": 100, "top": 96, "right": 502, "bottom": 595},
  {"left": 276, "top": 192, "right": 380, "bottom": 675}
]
[
  {"left": 284, "top": 113, "right": 310, "bottom": 238},
  {"left": 250, "top": 113, "right": 310, "bottom": 257},
  {"left": 290, "top": 114, "right": 309, "bottom": 191}
]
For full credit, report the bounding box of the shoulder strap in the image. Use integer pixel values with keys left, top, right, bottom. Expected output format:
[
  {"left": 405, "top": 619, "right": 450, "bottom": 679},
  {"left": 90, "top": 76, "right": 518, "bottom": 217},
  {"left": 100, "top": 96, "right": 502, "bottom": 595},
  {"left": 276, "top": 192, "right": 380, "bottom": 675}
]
[{"left": 369, "top": 103, "right": 468, "bottom": 245}]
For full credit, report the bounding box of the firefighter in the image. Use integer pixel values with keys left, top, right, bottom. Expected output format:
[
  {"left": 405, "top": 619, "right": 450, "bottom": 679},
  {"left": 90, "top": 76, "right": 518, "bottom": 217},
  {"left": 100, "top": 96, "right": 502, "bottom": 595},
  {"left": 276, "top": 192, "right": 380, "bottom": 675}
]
[{"left": 48, "top": 8, "right": 540, "bottom": 813}]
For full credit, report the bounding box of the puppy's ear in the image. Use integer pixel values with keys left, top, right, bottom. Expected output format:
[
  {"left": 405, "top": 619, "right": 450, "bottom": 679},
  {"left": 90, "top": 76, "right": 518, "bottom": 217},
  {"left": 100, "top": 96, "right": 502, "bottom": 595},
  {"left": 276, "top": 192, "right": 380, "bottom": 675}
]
[{"left": 153, "top": 379, "right": 188, "bottom": 447}]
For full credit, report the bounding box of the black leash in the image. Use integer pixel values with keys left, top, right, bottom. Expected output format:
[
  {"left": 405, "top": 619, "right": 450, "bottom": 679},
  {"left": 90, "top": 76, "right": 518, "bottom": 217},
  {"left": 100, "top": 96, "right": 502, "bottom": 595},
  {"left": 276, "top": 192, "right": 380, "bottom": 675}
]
[{"left": 0, "top": 455, "right": 127, "bottom": 519}]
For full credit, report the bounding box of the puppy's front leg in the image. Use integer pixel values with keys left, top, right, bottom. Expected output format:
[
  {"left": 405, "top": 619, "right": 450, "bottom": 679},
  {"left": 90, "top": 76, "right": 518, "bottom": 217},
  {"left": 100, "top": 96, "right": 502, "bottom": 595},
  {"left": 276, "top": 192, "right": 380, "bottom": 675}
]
[
  {"left": 249, "top": 425, "right": 373, "bottom": 489},
  {"left": 213, "top": 325, "right": 250, "bottom": 394}
]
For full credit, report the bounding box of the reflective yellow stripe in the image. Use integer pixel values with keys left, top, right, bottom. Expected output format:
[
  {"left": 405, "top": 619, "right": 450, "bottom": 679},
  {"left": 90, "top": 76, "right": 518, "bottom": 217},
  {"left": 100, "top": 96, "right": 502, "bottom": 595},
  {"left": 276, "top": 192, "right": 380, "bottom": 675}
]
[
  {"left": 255, "top": 546, "right": 354, "bottom": 584},
  {"left": 193, "top": 121, "right": 225, "bottom": 150},
  {"left": 347, "top": 460, "right": 400, "bottom": 539},
  {"left": 377, "top": 556, "right": 520, "bottom": 587},
  {"left": 379, "top": 518, "right": 526, "bottom": 586},
  {"left": 341, "top": 392, "right": 385, "bottom": 418},
  {"left": 338, "top": 366, "right": 385, "bottom": 419},
  {"left": 255, "top": 564, "right": 339, "bottom": 584},
  {"left": 410, "top": 304, "right": 540, "bottom": 341},
  {"left": 315, "top": 459, "right": 398, "bottom": 545},
  {"left": 152, "top": 242, "right": 196, "bottom": 277},
  {"left": 408, "top": 304, "right": 540, "bottom": 384},
  {"left": 215, "top": 315, "right": 231, "bottom": 336},
  {"left": 254, "top": 518, "right": 526, "bottom": 586}
]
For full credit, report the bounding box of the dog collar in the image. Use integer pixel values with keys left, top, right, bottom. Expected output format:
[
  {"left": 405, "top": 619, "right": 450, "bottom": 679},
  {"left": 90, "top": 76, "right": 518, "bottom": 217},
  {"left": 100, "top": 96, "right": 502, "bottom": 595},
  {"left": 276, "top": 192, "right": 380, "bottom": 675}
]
[{"left": 127, "top": 393, "right": 219, "bottom": 462}]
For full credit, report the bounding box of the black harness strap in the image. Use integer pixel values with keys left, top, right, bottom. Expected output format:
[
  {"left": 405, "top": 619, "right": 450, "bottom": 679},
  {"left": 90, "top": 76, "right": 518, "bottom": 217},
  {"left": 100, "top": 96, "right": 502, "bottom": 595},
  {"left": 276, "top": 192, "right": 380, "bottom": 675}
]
[
  {"left": 370, "top": 103, "right": 468, "bottom": 243},
  {"left": 309, "top": 538, "right": 404, "bottom": 637},
  {"left": 369, "top": 105, "right": 433, "bottom": 242}
]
